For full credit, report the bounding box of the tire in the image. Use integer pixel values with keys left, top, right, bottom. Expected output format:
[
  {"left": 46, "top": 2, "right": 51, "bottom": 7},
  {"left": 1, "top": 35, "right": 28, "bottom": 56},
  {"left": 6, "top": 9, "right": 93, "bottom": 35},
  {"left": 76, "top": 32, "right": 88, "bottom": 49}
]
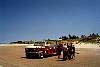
[
  {"left": 38, "top": 53, "right": 43, "bottom": 59},
  {"left": 26, "top": 54, "right": 30, "bottom": 59}
]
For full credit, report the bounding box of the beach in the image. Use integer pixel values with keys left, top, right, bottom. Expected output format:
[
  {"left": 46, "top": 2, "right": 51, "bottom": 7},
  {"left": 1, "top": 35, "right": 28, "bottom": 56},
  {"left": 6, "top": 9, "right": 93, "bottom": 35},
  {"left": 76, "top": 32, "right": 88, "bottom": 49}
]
[{"left": 0, "top": 44, "right": 100, "bottom": 67}]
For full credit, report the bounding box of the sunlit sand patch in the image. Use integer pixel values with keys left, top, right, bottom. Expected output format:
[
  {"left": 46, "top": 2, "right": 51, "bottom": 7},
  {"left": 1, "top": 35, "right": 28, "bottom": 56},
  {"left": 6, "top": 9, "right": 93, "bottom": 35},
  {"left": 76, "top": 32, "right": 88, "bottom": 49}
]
[{"left": 0, "top": 65, "right": 3, "bottom": 67}]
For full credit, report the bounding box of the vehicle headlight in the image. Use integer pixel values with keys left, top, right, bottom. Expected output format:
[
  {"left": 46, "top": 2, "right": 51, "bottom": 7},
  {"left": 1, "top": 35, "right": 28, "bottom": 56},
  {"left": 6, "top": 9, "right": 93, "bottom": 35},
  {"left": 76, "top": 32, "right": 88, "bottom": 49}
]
[{"left": 36, "top": 52, "right": 38, "bottom": 53}]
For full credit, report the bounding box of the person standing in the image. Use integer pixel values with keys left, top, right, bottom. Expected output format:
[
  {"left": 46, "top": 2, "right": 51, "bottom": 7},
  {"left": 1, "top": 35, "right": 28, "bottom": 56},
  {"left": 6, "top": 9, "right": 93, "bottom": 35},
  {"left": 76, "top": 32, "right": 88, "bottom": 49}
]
[
  {"left": 57, "top": 44, "right": 62, "bottom": 59},
  {"left": 63, "top": 44, "right": 68, "bottom": 61},
  {"left": 71, "top": 45, "right": 75, "bottom": 59},
  {"left": 67, "top": 43, "right": 73, "bottom": 60}
]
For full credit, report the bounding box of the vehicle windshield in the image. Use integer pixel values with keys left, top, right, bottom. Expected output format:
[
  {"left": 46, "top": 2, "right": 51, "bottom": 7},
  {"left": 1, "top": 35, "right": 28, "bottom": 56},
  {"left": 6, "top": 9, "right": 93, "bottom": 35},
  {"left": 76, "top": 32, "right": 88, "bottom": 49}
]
[{"left": 26, "top": 48, "right": 38, "bottom": 52}]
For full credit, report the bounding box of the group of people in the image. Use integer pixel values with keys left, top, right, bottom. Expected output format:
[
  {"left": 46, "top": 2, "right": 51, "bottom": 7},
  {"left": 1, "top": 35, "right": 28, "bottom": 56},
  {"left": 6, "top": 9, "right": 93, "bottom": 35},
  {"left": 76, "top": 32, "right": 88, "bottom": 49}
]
[{"left": 57, "top": 43, "right": 75, "bottom": 61}]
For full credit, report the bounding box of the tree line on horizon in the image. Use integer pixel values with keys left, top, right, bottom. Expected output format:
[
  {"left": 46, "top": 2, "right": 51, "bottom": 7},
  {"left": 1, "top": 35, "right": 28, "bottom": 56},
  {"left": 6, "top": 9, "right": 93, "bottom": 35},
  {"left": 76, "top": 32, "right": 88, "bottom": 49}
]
[
  {"left": 59, "top": 34, "right": 79, "bottom": 40},
  {"left": 59, "top": 33, "right": 100, "bottom": 40},
  {"left": 80, "top": 33, "right": 100, "bottom": 43}
]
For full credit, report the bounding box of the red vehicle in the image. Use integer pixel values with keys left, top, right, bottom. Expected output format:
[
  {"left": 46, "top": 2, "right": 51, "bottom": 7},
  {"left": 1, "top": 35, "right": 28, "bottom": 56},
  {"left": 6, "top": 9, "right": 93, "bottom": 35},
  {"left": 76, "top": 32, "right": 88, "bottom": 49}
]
[
  {"left": 25, "top": 42, "right": 57, "bottom": 58},
  {"left": 44, "top": 45, "right": 57, "bottom": 56}
]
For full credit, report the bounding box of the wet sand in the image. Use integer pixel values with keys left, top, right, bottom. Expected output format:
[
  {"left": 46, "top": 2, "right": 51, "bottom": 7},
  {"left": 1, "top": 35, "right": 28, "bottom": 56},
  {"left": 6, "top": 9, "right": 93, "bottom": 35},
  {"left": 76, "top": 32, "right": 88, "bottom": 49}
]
[{"left": 0, "top": 46, "right": 100, "bottom": 67}]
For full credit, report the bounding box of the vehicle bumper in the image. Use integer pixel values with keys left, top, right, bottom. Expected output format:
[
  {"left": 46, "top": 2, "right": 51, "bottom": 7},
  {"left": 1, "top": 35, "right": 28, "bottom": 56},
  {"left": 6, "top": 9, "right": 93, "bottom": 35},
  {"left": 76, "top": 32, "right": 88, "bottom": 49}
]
[{"left": 26, "top": 52, "right": 43, "bottom": 58}]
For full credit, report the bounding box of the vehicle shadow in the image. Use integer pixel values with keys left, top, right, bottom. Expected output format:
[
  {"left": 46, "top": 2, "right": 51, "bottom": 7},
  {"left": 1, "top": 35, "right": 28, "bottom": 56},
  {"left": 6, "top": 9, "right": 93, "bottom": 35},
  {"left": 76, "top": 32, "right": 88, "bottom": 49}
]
[
  {"left": 21, "top": 57, "right": 26, "bottom": 58},
  {"left": 57, "top": 59, "right": 66, "bottom": 61},
  {"left": 21, "top": 57, "right": 43, "bottom": 59}
]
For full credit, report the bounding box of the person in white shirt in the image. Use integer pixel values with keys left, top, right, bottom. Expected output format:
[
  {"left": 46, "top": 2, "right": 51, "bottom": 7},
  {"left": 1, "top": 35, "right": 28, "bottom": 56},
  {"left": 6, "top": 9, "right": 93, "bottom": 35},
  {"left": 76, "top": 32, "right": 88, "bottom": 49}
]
[{"left": 63, "top": 43, "right": 68, "bottom": 61}]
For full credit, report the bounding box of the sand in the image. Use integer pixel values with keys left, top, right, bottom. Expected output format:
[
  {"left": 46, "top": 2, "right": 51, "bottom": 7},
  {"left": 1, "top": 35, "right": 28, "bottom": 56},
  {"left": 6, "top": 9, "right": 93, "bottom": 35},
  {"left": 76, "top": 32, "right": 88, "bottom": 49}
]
[
  {"left": 0, "top": 45, "right": 100, "bottom": 67},
  {"left": 75, "top": 43, "right": 100, "bottom": 48}
]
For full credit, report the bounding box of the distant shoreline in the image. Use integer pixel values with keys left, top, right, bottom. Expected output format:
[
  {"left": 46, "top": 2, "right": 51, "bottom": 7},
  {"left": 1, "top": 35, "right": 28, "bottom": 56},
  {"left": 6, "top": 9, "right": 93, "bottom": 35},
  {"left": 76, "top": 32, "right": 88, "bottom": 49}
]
[{"left": 0, "top": 44, "right": 32, "bottom": 46}]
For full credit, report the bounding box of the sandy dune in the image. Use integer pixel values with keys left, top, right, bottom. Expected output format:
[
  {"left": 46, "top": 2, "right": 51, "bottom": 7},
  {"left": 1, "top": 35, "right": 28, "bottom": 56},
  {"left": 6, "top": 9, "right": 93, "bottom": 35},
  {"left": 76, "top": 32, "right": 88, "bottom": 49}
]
[{"left": 75, "top": 43, "right": 100, "bottom": 48}]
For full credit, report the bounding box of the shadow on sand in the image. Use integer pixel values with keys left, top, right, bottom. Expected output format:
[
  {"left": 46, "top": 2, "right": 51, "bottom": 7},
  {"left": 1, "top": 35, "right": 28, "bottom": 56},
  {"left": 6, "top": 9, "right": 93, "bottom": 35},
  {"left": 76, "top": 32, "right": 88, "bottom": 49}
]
[
  {"left": 21, "top": 57, "right": 26, "bottom": 58},
  {"left": 57, "top": 59, "right": 66, "bottom": 61},
  {"left": 21, "top": 57, "right": 43, "bottom": 59}
]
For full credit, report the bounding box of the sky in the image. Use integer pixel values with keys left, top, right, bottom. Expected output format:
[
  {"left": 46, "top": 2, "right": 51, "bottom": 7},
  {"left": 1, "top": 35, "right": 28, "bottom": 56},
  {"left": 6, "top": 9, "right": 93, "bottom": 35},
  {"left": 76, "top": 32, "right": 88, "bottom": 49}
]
[{"left": 0, "top": 0, "right": 100, "bottom": 43}]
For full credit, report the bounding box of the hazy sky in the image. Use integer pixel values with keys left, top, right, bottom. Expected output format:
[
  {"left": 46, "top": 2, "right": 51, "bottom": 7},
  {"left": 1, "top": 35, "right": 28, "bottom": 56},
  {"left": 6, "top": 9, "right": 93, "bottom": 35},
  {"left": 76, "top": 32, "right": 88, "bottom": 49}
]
[{"left": 0, "top": 0, "right": 100, "bottom": 43}]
